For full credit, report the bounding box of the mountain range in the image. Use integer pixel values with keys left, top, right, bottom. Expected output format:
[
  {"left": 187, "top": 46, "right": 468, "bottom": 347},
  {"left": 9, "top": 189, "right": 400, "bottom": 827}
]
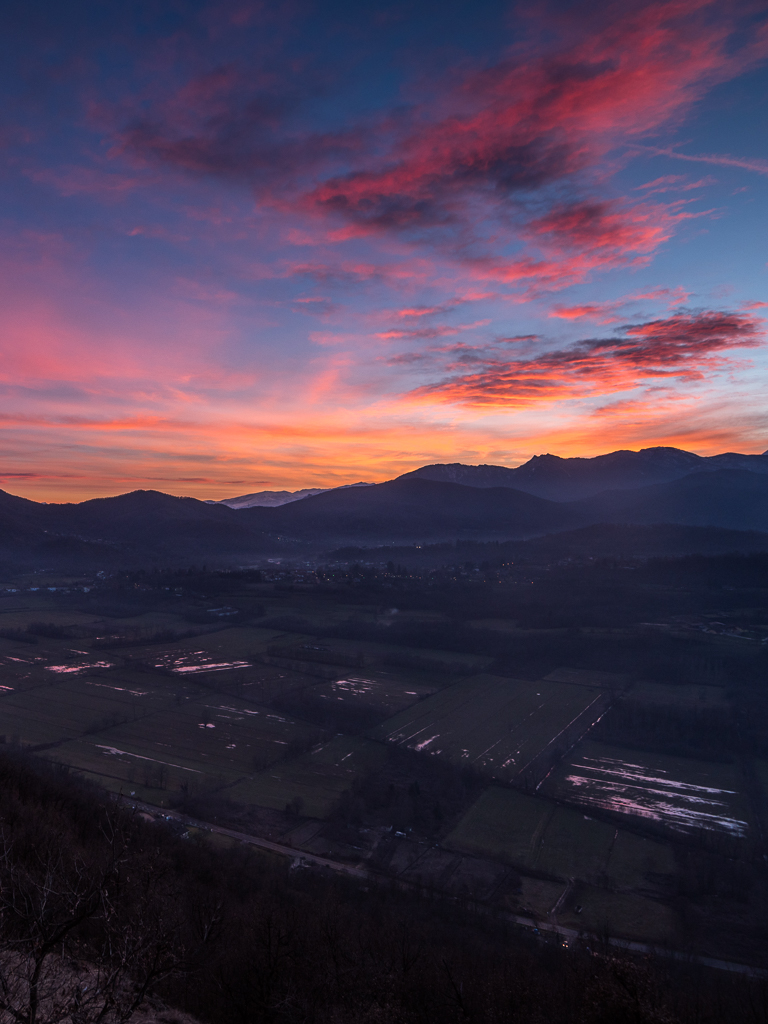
[
  {"left": 1, "top": 447, "right": 767, "bottom": 568},
  {"left": 396, "top": 446, "right": 768, "bottom": 500}
]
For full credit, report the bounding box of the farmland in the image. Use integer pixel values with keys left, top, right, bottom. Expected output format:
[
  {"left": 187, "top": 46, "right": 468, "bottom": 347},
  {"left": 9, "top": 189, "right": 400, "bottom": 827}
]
[
  {"left": 541, "top": 740, "right": 751, "bottom": 837},
  {"left": 226, "top": 735, "right": 388, "bottom": 819},
  {"left": 370, "top": 673, "right": 607, "bottom": 784},
  {"left": 1, "top": 555, "right": 768, "bottom": 961},
  {"left": 445, "top": 787, "right": 677, "bottom": 892}
]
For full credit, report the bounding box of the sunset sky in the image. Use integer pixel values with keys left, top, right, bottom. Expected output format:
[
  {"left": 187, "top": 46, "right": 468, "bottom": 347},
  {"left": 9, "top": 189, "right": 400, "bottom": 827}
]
[{"left": 2, "top": 0, "right": 767, "bottom": 501}]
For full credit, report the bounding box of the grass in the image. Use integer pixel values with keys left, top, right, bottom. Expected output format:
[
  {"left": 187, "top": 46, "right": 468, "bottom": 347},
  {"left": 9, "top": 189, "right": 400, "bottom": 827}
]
[
  {"left": 294, "top": 672, "right": 437, "bottom": 719},
  {"left": 370, "top": 674, "right": 606, "bottom": 782},
  {"left": 534, "top": 806, "right": 616, "bottom": 883},
  {"left": 625, "top": 681, "right": 728, "bottom": 708},
  {"left": 225, "top": 736, "right": 389, "bottom": 819},
  {"left": 41, "top": 693, "right": 324, "bottom": 801},
  {"left": 444, "top": 787, "right": 553, "bottom": 866},
  {"left": 122, "top": 625, "right": 306, "bottom": 667},
  {"left": 558, "top": 884, "right": 680, "bottom": 943},
  {"left": 316, "top": 636, "right": 493, "bottom": 674},
  {"left": 504, "top": 877, "right": 568, "bottom": 919},
  {"left": 0, "top": 674, "right": 175, "bottom": 745},
  {"left": 606, "top": 830, "right": 677, "bottom": 890},
  {"left": 445, "top": 786, "right": 677, "bottom": 892},
  {"left": 41, "top": 747, "right": 203, "bottom": 804},
  {"left": 88, "top": 695, "right": 320, "bottom": 772},
  {"left": 543, "top": 667, "right": 629, "bottom": 689},
  {"left": 0, "top": 615, "right": 435, "bottom": 813}
]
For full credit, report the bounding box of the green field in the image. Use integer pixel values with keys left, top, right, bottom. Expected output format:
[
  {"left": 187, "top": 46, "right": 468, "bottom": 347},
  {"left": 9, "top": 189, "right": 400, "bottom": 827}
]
[
  {"left": 315, "top": 636, "right": 493, "bottom": 674},
  {"left": 124, "top": 625, "right": 308, "bottom": 669},
  {"left": 370, "top": 674, "right": 606, "bottom": 782},
  {"left": 558, "top": 885, "right": 680, "bottom": 943},
  {"left": 0, "top": 671, "right": 182, "bottom": 746},
  {"left": 41, "top": 692, "right": 323, "bottom": 792},
  {"left": 445, "top": 787, "right": 677, "bottom": 892},
  {"left": 283, "top": 671, "right": 437, "bottom": 720},
  {"left": 543, "top": 667, "right": 629, "bottom": 689},
  {"left": 225, "top": 735, "right": 388, "bottom": 818},
  {"left": 542, "top": 740, "right": 751, "bottom": 838},
  {"left": 624, "top": 681, "right": 728, "bottom": 708},
  {"left": 0, "top": 612, "right": 466, "bottom": 814}
]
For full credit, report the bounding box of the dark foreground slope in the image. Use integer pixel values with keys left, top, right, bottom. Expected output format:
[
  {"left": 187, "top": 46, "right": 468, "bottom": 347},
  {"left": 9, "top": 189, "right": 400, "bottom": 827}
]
[{"left": 0, "top": 753, "right": 762, "bottom": 1024}]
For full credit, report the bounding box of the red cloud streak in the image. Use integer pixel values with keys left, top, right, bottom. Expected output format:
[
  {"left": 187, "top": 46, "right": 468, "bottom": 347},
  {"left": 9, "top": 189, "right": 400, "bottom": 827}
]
[{"left": 413, "top": 310, "right": 765, "bottom": 407}]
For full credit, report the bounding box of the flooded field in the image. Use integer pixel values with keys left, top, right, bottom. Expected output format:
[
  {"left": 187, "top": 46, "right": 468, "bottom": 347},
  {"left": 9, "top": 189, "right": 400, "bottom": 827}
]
[
  {"left": 543, "top": 741, "right": 750, "bottom": 837},
  {"left": 312, "top": 674, "right": 435, "bottom": 715},
  {"left": 153, "top": 650, "right": 252, "bottom": 674}
]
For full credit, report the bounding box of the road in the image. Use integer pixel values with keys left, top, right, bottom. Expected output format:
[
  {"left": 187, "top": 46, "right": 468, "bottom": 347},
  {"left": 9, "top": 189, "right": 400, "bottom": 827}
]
[
  {"left": 123, "top": 797, "right": 767, "bottom": 979},
  {"left": 124, "top": 797, "right": 369, "bottom": 878}
]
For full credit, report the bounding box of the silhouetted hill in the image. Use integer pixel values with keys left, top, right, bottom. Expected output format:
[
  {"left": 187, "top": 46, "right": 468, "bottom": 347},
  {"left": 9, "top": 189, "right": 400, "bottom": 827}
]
[
  {"left": 518, "top": 522, "right": 768, "bottom": 560},
  {"left": 214, "top": 481, "right": 373, "bottom": 508},
  {"left": 328, "top": 524, "right": 768, "bottom": 569},
  {"left": 0, "top": 489, "right": 58, "bottom": 556},
  {"left": 240, "top": 477, "right": 584, "bottom": 543},
  {"left": 2, "top": 462, "right": 768, "bottom": 569},
  {"left": 243, "top": 470, "right": 768, "bottom": 544},
  {"left": 0, "top": 489, "right": 275, "bottom": 568},
  {"left": 399, "top": 447, "right": 768, "bottom": 500},
  {"left": 575, "top": 470, "right": 768, "bottom": 532}
]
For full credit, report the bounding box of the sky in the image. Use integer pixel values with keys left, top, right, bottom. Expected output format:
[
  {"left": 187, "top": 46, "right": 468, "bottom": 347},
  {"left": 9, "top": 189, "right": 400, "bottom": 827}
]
[{"left": 1, "top": 0, "right": 767, "bottom": 502}]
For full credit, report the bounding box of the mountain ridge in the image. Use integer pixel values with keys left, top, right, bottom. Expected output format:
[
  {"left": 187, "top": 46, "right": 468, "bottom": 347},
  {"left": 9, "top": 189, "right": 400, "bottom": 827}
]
[
  {"left": 1, "top": 447, "right": 768, "bottom": 568},
  {"left": 397, "top": 446, "right": 768, "bottom": 500},
  {"left": 213, "top": 482, "right": 374, "bottom": 509}
]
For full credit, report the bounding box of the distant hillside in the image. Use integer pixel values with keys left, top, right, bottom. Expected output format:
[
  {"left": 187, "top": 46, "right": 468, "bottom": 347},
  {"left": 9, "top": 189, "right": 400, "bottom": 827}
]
[
  {"left": 214, "top": 481, "right": 373, "bottom": 509},
  {"left": 329, "top": 524, "right": 768, "bottom": 568},
  {"left": 575, "top": 470, "right": 768, "bottom": 532},
  {"left": 2, "top": 450, "right": 768, "bottom": 570},
  {"left": 399, "top": 446, "right": 768, "bottom": 500},
  {"left": 0, "top": 489, "right": 276, "bottom": 568},
  {"left": 240, "top": 477, "right": 584, "bottom": 543},
  {"left": 213, "top": 487, "right": 327, "bottom": 509},
  {"left": 240, "top": 471, "right": 768, "bottom": 547}
]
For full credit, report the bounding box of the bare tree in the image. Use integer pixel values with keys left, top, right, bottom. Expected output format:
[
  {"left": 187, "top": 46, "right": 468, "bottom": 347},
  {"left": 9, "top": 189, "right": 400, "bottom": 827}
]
[{"left": 0, "top": 814, "right": 217, "bottom": 1024}]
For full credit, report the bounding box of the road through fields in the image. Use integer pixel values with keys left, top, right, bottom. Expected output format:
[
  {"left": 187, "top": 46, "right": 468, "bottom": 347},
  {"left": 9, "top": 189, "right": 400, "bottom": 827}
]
[
  {"left": 123, "top": 797, "right": 369, "bottom": 877},
  {"left": 123, "top": 796, "right": 766, "bottom": 979}
]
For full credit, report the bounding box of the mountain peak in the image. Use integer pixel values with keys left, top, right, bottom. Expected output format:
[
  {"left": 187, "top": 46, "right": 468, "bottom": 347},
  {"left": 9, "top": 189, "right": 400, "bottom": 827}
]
[{"left": 398, "top": 446, "right": 768, "bottom": 501}]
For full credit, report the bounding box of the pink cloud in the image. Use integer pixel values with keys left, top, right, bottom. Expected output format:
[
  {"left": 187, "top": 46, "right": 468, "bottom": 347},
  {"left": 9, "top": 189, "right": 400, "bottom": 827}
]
[
  {"left": 376, "top": 319, "right": 490, "bottom": 340},
  {"left": 410, "top": 309, "right": 765, "bottom": 407},
  {"left": 116, "top": 1, "right": 768, "bottom": 298}
]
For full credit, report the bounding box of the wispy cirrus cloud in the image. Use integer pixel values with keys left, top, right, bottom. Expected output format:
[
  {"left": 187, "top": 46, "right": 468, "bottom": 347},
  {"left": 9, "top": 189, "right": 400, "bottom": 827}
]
[
  {"left": 376, "top": 319, "right": 491, "bottom": 341},
  {"left": 549, "top": 286, "right": 690, "bottom": 323},
  {"left": 634, "top": 174, "right": 717, "bottom": 195},
  {"left": 632, "top": 146, "right": 768, "bottom": 175}
]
